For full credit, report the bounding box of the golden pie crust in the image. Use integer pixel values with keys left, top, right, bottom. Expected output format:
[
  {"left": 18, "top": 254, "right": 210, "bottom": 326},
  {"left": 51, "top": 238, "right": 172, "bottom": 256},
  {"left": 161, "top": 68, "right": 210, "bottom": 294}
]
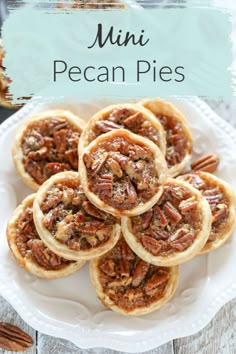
[
  {"left": 12, "top": 109, "right": 86, "bottom": 191},
  {"left": 122, "top": 178, "right": 212, "bottom": 266},
  {"left": 178, "top": 171, "right": 236, "bottom": 255},
  {"left": 79, "top": 103, "right": 166, "bottom": 157},
  {"left": 79, "top": 129, "right": 168, "bottom": 217},
  {"left": 7, "top": 194, "right": 85, "bottom": 279},
  {"left": 140, "top": 98, "right": 193, "bottom": 177},
  {"left": 90, "top": 237, "right": 179, "bottom": 316},
  {"left": 33, "top": 171, "right": 121, "bottom": 260}
]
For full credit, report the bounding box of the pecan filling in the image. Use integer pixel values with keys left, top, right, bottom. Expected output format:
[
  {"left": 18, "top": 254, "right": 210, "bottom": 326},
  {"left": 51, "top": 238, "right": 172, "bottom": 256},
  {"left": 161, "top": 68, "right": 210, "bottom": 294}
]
[
  {"left": 16, "top": 204, "right": 71, "bottom": 270},
  {"left": 182, "top": 174, "right": 229, "bottom": 242},
  {"left": 89, "top": 108, "right": 162, "bottom": 148},
  {"left": 22, "top": 118, "right": 81, "bottom": 185},
  {"left": 84, "top": 136, "right": 160, "bottom": 210},
  {"left": 41, "top": 180, "right": 117, "bottom": 251},
  {"left": 98, "top": 239, "right": 170, "bottom": 311},
  {"left": 157, "top": 115, "right": 189, "bottom": 167},
  {"left": 131, "top": 185, "right": 200, "bottom": 255}
]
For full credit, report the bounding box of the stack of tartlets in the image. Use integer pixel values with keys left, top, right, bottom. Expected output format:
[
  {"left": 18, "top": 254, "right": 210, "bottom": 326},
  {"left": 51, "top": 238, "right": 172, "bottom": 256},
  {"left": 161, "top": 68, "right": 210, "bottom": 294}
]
[{"left": 7, "top": 99, "right": 236, "bottom": 316}]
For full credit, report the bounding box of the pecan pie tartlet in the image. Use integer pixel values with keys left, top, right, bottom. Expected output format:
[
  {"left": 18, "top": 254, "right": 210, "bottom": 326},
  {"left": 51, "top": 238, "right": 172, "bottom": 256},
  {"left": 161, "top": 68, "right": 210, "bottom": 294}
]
[
  {"left": 12, "top": 110, "right": 86, "bottom": 190},
  {"left": 0, "top": 40, "right": 14, "bottom": 109},
  {"left": 141, "top": 98, "right": 193, "bottom": 177},
  {"left": 57, "top": 0, "right": 125, "bottom": 9},
  {"left": 33, "top": 171, "right": 121, "bottom": 260},
  {"left": 178, "top": 172, "right": 236, "bottom": 254},
  {"left": 7, "top": 194, "right": 85, "bottom": 278},
  {"left": 90, "top": 237, "right": 178, "bottom": 316},
  {"left": 79, "top": 103, "right": 166, "bottom": 156},
  {"left": 80, "top": 129, "right": 168, "bottom": 217},
  {"left": 122, "top": 178, "right": 212, "bottom": 266}
]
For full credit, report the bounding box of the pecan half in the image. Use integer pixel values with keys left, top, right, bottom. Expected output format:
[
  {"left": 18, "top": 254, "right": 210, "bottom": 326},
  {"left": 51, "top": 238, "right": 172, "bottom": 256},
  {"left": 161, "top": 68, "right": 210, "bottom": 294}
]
[
  {"left": 144, "top": 273, "right": 168, "bottom": 296},
  {"left": 65, "top": 148, "right": 78, "bottom": 169},
  {"left": 163, "top": 202, "right": 182, "bottom": 224},
  {"left": 100, "top": 259, "right": 116, "bottom": 277},
  {"left": 90, "top": 153, "right": 108, "bottom": 176},
  {"left": 132, "top": 260, "right": 149, "bottom": 287},
  {"left": 95, "top": 120, "right": 121, "bottom": 133},
  {"left": 141, "top": 210, "right": 153, "bottom": 229},
  {"left": 0, "top": 322, "right": 33, "bottom": 352},
  {"left": 141, "top": 236, "right": 162, "bottom": 256},
  {"left": 169, "top": 232, "right": 194, "bottom": 251},
  {"left": 212, "top": 203, "right": 228, "bottom": 223},
  {"left": 44, "top": 162, "right": 71, "bottom": 178},
  {"left": 191, "top": 154, "right": 220, "bottom": 173},
  {"left": 94, "top": 173, "right": 113, "bottom": 197},
  {"left": 124, "top": 176, "right": 137, "bottom": 204},
  {"left": 179, "top": 197, "right": 198, "bottom": 214},
  {"left": 82, "top": 201, "right": 104, "bottom": 219},
  {"left": 123, "top": 112, "right": 143, "bottom": 130}
]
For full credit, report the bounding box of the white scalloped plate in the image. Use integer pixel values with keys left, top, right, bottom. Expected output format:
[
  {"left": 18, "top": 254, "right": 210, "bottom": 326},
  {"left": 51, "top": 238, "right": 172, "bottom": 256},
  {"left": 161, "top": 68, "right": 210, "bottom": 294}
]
[{"left": 0, "top": 97, "right": 236, "bottom": 352}]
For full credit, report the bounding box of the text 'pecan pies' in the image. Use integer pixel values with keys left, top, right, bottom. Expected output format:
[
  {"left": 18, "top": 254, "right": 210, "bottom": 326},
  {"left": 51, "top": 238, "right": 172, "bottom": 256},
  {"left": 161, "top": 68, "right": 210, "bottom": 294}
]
[
  {"left": 90, "top": 237, "right": 178, "bottom": 316},
  {"left": 141, "top": 98, "right": 193, "bottom": 177},
  {"left": 33, "top": 171, "right": 121, "bottom": 260},
  {"left": 122, "top": 178, "right": 212, "bottom": 266},
  {"left": 12, "top": 110, "right": 86, "bottom": 190},
  {"left": 178, "top": 172, "right": 236, "bottom": 254},
  {"left": 79, "top": 103, "right": 166, "bottom": 156},
  {"left": 7, "top": 194, "right": 85, "bottom": 278},
  {"left": 80, "top": 129, "right": 168, "bottom": 217}
]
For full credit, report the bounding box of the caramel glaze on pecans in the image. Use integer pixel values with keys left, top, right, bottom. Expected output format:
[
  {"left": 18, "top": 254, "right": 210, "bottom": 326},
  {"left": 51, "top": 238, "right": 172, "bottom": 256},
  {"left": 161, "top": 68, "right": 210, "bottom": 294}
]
[
  {"left": 157, "top": 115, "right": 190, "bottom": 168},
  {"left": 83, "top": 136, "right": 161, "bottom": 210},
  {"left": 98, "top": 238, "right": 170, "bottom": 312},
  {"left": 14, "top": 200, "right": 71, "bottom": 271},
  {"left": 41, "top": 179, "right": 117, "bottom": 251},
  {"left": 22, "top": 118, "right": 81, "bottom": 185},
  {"left": 86, "top": 107, "right": 163, "bottom": 149},
  {"left": 131, "top": 184, "right": 201, "bottom": 256},
  {"left": 181, "top": 173, "right": 230, "bottom": 242}
]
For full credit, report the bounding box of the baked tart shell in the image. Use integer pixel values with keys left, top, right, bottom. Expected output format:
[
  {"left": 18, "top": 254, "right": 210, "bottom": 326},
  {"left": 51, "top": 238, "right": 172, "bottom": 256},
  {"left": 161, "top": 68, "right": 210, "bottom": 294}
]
[
  {"left": 7, "top": 194, "right": 85, "bottom": 279},
  {"left": 179, "top": 172, "right": 236, "bottom": 255},
  {"left": 33, "top": 171, "right": 121, "bottom": 260},
  {"left": 79, "top": 128, "right": 168, "bottom": 217},
  {"left": 79, "top": 103, "right": 166, "bottom": 157},
  {"left": 122, "top": 178, "right": 212, "bottom": 266},
  {"left": 140, "top": 98, "right": 193, "bottom": 177},
  {"left": 90, "top": 254, "right": 179, "bottom": 316},
  {"left": 12, "top": 109, "right": 86, "bottom": 191}
]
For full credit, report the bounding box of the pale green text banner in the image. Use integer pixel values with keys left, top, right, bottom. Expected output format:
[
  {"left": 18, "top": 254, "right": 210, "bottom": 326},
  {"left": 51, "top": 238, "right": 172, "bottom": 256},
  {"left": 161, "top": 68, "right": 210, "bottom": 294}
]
[{"left": 2, "top": 7, "right": 232, "bottom": 103}]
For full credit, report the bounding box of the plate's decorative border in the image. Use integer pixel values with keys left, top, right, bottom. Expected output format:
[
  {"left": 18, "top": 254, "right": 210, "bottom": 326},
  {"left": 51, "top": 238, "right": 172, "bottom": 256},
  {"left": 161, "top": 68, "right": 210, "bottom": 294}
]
[{"left": 0, "top": 97, "right": 236, "bottom": 352}]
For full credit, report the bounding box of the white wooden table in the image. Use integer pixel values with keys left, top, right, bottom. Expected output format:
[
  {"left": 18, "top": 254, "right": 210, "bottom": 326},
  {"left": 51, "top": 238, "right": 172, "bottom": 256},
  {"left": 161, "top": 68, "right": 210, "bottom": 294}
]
[{"left": 0, "top": 99, "right": 235, "bottom": 354}]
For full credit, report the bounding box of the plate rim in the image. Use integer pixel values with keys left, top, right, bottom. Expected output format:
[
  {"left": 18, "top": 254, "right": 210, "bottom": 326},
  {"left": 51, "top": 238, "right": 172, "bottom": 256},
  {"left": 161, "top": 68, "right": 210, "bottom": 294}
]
[{"left": 0, "top": 97, "right": 236, "bottom": 352}]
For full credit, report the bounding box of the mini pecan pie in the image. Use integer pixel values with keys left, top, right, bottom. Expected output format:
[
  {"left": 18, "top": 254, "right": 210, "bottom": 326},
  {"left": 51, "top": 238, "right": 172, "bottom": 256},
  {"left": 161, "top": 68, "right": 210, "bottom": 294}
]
[
  {"left": 79, "top": 103, "right": 166, "bottom": 157},
  {"left": 80, "top": 129, "right": 168, "bottom": 217},
  {"left": 90, "top": 237, "right": 178, "bottom": 316},
  {"left": 7, "top": 194, "right": 85, "bottom": 278},
  {"left": 122, "top": 178, "right": 212, "bottom": 266},
  {"left": 141, "top": 98, "right": 193, "bottom": 177},
  {"left": 0, "top": 40, "right": 14, "bottom": 109},
  {"left": 12, "top": 110, "right": 86, "bottom": 190},
  {"left": 178, "top": 172, "right": 236, "bottom": 254},
  {"left": 33, "top": 171, "right": 121, "bottom": 260},
  {"left": 57, "top": 0, "right": 125, "bottom": 9}
]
